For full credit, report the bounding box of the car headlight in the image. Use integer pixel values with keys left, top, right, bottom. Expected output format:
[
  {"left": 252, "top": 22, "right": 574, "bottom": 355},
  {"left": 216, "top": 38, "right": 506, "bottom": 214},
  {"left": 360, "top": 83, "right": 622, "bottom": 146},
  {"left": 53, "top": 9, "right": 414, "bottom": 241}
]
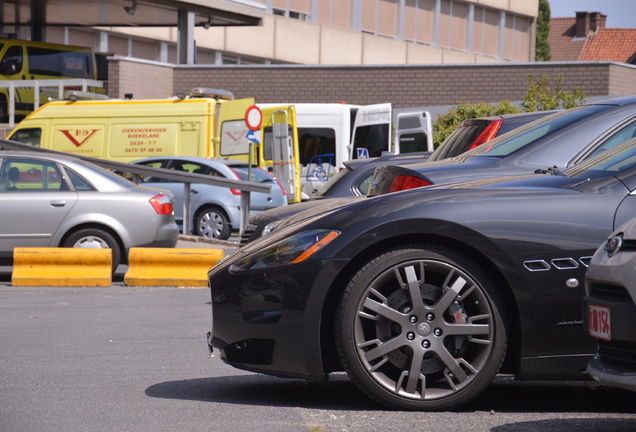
[
  {"left": 604, "top": 234, "right": 623, "bottom": 257},
  {"left": 230, "top": 229, "right": 340, "bottom": 271}
]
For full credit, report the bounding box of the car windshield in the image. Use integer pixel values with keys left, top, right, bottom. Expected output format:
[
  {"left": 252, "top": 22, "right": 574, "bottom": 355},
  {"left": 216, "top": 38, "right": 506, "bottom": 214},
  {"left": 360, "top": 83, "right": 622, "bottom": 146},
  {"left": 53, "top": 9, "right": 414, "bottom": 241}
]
[
  {"left": 440, "top": 105, "right": 613, "bottom": 161},
  {"left": 565, "top": 137, "right": 636, "bottom": 179}
]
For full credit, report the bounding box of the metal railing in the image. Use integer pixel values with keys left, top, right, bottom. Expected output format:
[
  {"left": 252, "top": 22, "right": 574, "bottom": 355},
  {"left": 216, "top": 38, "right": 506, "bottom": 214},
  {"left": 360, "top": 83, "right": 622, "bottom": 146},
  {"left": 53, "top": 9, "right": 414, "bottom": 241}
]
[{"left": 0, "top": 79, "right": 105, "bottom": 127}]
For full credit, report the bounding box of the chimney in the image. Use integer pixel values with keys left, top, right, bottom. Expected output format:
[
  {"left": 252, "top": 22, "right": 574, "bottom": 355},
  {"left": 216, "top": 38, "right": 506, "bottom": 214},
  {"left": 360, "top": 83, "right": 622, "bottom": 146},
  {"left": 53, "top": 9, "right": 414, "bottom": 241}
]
[
  {"left": 576, "top": 12, "right": 607, "bottom": 38},
  {"left": 575, "top": 12, "right": 591, "bottom": 38},
  {"left": 590, "top": 12, "right": 607, "bottom": 31}
]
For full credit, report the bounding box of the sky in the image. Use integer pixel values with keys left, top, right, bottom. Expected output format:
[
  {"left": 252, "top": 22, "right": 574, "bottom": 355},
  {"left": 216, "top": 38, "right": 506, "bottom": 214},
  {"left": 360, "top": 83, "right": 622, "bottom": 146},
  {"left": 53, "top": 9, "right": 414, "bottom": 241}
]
[{"left": 548, "top": 0, "right": 636, "bottom": 28}]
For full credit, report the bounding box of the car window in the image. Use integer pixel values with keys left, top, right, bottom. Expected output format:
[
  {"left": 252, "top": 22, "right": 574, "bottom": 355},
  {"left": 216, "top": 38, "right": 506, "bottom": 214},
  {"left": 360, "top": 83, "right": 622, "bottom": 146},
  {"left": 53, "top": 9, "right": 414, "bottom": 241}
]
[
  {"left": 64, "top": 168, "right": 95, "bottom": 191},
  {"left": 584, "top": 119, "right": 636, "bottom": 160},
  {"left": 167, "top": 161, "right": 211, "bottom": 176},
  {"left": 137, "top": 160, "right": 167, "bottom": 183},
  {"left": 467, "top": 106, "right": 609, "bottom": 158},
  {"left": 0, "top": 158, "right": 64, "bottom": 191},
  {"left": 566, "top": 138, "right": 636, "bottom": 179},
  {"left": 355, "top": 171, "right": 375, "bottom": 195},
  {"left": 231, "top": 165, "right": 273, "bottom": 182},
  {"left": 431, "top": 120, "right": 490, "bottom": 160}
]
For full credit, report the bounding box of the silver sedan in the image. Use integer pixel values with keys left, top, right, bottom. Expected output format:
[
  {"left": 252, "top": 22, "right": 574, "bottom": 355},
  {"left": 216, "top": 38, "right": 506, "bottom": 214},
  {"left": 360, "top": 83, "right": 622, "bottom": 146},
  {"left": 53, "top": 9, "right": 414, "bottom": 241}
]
[{"left": 0, "top": 151, "right": 179, "bottom": 270}]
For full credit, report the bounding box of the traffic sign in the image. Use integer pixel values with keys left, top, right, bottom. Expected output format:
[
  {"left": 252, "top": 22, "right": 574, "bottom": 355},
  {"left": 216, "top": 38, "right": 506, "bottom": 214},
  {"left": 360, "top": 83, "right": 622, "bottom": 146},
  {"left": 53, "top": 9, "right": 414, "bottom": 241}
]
[{"left": 245, "top": 105, "right": 263, "bottom": 131}]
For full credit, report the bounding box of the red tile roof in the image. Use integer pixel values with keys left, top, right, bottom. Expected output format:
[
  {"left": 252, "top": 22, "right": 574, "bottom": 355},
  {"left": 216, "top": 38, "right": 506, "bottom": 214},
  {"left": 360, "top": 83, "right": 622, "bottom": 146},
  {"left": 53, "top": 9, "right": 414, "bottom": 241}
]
[
  {"left": 549, "top": 17, "right": 587, "bottom": 61},
  {"left": 549, "top": 16, "right": 636, "bottom": 64},
  {"left": 581, "top": 28, "right": 636, "bottom": 62}
]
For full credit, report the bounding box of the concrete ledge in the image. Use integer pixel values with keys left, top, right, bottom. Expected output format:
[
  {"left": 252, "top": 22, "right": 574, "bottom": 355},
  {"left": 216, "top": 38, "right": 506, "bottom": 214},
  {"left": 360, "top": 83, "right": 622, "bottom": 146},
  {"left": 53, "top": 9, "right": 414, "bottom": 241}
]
[
  {"left": 124, "top": 247, "right": 224, "bottom": 287},
  {"left": 12, "top": 248, "right": 112, "bottom": 287}
]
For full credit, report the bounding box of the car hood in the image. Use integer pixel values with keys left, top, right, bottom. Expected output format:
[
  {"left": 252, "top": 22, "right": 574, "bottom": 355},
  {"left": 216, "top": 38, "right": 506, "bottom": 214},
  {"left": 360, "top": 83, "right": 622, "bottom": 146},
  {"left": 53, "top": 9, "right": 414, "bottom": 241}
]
[{"left": 249, "top": 196, "right": 363, "bottom": 226}]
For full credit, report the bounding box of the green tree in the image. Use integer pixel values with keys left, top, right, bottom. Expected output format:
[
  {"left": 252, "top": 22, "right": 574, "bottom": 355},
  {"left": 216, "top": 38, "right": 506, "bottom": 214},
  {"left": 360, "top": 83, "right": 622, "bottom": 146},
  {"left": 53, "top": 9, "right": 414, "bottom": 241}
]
[
  {"left": 522, "top": 75, "right": 586, "bottom": 111},
  {"left": 536, "top": 0, "right": 551, "bottom": 61}
]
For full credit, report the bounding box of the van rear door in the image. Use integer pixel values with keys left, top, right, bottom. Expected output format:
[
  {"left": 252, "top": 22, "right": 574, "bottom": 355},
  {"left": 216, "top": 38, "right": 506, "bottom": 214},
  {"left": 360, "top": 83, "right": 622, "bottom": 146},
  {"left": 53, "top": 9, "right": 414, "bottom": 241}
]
[
  {"left": 393, "top": 108, "right": 434, "bottom": 153},
  {"left": 216, "top": 97, "right": 256, "bottom": 160},
  {"left": 351, "top": 103, "right": 392, "bottom": 159},
  {"left": 259, "top": 106, "right": 302, "bottom": 203}
]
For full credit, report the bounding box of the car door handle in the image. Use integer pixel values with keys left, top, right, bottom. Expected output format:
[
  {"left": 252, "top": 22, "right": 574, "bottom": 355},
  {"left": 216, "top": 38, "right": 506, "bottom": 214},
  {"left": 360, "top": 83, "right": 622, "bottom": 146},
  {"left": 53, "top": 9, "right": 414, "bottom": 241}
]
[
  {"left": 191, "top": 189, "right": 199, "bottom": 194},
  {"left": 50, "top": 200, "right": 66, "bottom": 207},
  {"left": 267, "top": 197, "right": 272, "bottom": 202}
]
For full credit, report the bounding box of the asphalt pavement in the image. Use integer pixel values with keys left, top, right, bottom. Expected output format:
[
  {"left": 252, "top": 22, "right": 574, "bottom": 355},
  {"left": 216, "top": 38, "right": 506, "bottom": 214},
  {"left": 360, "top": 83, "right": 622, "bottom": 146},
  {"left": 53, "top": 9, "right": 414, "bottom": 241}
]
[{"left": 2, "top": 283, "right": 636, "bottom": 432}]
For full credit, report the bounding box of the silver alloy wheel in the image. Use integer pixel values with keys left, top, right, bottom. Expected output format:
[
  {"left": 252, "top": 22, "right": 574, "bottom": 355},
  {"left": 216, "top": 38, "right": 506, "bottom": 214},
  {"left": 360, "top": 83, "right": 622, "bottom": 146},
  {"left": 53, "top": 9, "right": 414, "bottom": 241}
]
[
  {"left": 71, "top": 235, "right": 110, "bottom": 249},
  {"left": 352, "top": 258, "right": 495, "bottom": 402},
  {"left": 198, "top": 209, "right": 230, "bottom": 240}
]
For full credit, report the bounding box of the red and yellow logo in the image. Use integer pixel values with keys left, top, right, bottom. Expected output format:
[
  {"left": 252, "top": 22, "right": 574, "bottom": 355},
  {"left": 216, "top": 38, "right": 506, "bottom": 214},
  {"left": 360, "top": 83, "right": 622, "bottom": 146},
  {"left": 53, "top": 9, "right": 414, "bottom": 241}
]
[{"left": 59, "top": 129, "right": 100, "bottom": 147}]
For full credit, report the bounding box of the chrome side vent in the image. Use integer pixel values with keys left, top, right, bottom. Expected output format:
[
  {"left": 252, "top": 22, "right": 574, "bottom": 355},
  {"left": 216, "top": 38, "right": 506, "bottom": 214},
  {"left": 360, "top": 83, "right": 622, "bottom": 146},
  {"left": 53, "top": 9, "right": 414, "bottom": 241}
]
[
  {"left": 579, "top": 256, "right": 592, "bottom": 267},
  {"left": 523, "top": 260, "right": 550, "bottom": 272},
  {"left": 551, "top": 258, "right": 579, "bottom": 270}
]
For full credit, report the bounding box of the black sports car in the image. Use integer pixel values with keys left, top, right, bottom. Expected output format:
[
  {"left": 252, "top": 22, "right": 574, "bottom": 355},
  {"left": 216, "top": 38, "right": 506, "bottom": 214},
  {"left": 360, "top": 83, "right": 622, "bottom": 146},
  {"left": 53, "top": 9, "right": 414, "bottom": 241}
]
[
  {"left": 208, "top": 138, "right": 636, "bottom": 411},
  {"left": 240, "top": 111, "right": 556, "bottom": 245}
]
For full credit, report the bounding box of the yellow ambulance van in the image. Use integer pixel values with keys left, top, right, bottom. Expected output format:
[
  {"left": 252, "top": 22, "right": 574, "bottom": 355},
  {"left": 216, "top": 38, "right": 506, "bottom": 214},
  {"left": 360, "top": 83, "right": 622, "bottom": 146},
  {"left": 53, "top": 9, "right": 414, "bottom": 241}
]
[{"left": 6, "top": 88, "right": 254, "bottom": 161}]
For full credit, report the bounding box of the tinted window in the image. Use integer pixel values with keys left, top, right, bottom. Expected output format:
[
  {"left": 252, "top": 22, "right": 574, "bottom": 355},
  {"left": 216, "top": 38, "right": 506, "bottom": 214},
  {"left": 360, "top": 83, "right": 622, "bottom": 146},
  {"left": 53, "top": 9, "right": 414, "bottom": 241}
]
[
  {"left": 27, "top": 47, "right": 93, "bottom": 78},
  {"left": 299, "top": 128, "right": 336, "bottom": 165},
  {"left": 9, "top": 127, "right": 41, "bottom": 146},
  {"left": 353, "top": 124, "right": 389, "bottom": 158},
  {"left": 0, "top": 45, "right": 23, "bottom": 75},
  {"left": 431, "top": 120, "right": 490, "bottom": 160},
  {"left": 399, "top": 132, "right": 429, "bottom": 153},
  {"left": 65, "top": 168, "right": 94, "bottom": 191}
]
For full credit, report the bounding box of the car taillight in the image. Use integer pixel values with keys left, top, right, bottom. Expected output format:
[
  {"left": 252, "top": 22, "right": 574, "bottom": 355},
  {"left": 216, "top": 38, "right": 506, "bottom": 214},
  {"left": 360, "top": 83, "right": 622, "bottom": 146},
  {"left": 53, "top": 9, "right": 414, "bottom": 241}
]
[
  {"left": 389, "top": 175, "right": 432, "bottom": 193},
  {"left": 468, "top": 119, "right": 503, "bottom": 150},
  {"left": 149, "top": 193, "right": 173, "bottom": 215},
  {"left": 228, "top": 167, "right": 242, "bottom": 195}
]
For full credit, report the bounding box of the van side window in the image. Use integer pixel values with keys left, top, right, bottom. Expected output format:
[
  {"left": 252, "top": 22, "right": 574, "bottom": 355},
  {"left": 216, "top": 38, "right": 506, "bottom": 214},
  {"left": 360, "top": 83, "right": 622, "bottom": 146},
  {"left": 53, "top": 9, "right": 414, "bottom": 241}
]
[
  {"left": 298, "top": 128, "right": 336, "bottom": 166},
  {"left": 1, "top": 45, "right": 23, "bottom": 76},
  {"left": 27, "top": 47, "right": 93, "bottom": 78},
  {"left": 9, "top": 128, "right": 42, "bottom": 147}
]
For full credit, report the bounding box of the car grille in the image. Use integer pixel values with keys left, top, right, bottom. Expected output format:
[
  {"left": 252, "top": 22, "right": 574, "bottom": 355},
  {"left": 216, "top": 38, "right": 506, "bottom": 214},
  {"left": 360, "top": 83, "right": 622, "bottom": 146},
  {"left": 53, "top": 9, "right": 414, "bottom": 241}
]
[
  {"left": 239, "top": 223, "right": 257, "bottom": 247},
  {"left": 588, "top": 282, "right": 631, "bottom": 301},
  {"left": 598, "top": 339, "right": 636, "bottom": 370}
]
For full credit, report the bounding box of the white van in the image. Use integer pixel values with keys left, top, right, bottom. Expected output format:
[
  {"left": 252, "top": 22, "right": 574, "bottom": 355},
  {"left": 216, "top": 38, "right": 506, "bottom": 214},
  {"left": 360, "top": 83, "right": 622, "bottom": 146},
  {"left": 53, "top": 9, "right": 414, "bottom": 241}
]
[{"left": 219, "top": 102, "right": 433, "bottom": 200}]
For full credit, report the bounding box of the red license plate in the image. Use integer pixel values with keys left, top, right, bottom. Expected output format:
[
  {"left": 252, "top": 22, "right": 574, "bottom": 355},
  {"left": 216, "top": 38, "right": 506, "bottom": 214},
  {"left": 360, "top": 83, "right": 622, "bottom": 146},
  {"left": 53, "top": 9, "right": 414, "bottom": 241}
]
[{"left": 588, "top": 304, "right": 611, "bottom": 340}]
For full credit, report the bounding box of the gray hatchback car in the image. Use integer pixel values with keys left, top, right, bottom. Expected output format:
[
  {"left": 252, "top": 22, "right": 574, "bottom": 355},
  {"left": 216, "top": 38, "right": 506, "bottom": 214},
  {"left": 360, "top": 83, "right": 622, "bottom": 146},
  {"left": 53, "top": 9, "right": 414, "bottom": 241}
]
[
  {"left": 133, "top": 156, "right": 288, "bottom": 240},
  {"left": 0, "top": 151, "right": 179, "bottom": 270}
]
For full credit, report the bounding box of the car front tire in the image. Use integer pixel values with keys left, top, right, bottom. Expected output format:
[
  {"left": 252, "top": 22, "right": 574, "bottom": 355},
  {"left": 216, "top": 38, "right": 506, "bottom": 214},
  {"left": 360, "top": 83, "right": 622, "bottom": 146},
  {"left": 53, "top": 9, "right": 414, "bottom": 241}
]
[{"left": 335, "top": 244, "right": 508, "bottom": 411}]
